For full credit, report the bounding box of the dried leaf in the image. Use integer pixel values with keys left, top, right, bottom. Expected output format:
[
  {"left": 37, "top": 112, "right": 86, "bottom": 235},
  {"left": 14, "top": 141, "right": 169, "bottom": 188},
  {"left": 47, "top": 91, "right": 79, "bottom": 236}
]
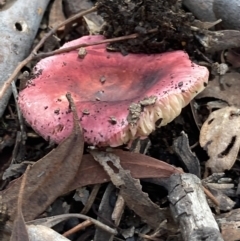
[
  {"left": 49, "top": 0, "right": 66, "bottom": 30},
  {"left": 64, "top": 0, "right": 104, "bottom": 34},
  {"left": 200, "top": 106, "right": 240, "bottom": 173},
  {"left": 221, "top": 221, "right": 240, "bottom": 241},
  {"left": 1, "top": 94, "right": 84, "bottom": 221},
  {"left": 218, "top": 209, "right": 240, "bottom": 241},
  {"left": 66, "top": 149, "right": 182, "bottom": 192},
  {"left": 196, "top": 72, "right": 240, "bottom": 108},
  {"left": 10, "top": 212, "right": 29, "bottom": 241},
  {"left": 226, "top": 49, "right": 240, "bottom": 68},
  {"left": 83, "top": 14, "right": 104, "bottom": 34},
  {"left": 90, "top": 150, "right": 172, "bottom": 228},
  {"left": 10, "top": 166, "right": 30, "bottom": 241},
  {"left": 1, "top": 150, "right": 180, "bottom": 221}
]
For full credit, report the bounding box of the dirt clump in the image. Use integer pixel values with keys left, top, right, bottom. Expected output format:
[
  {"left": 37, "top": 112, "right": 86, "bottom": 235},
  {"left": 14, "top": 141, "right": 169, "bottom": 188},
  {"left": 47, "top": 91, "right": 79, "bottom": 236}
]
[{"left": 97, "top": 0, "right": 199, "bottom": 54}]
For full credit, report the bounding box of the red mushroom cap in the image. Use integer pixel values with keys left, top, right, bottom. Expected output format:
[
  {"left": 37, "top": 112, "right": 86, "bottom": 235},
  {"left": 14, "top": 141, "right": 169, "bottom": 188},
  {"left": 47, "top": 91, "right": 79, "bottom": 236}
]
[{"left": 18, "top": 35, "right": 209, "bottom": 146}]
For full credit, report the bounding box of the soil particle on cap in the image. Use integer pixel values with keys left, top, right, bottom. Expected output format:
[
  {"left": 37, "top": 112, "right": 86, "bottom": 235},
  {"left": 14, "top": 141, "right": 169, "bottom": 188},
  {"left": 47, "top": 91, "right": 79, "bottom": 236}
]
[
  {"left": 97, "top": 0, "right": 201, "bottom": 54},
  {"left": 82, "top": 109, "right": 90, "bottom": 115},
  {"left": 78, "top": 47, "right": 88, "bottom": 59},
  {"left": 140, "top": 96, "right": 157, "bottom": 106},
  {"left": 127, "top": 102, "right": 142, "bottom": 125},
  {"left": 108, "top": 116, "right": 117, "bottom": 125},
  {"left": 99, "top": 76, "right": 106, "bottom": 83}
]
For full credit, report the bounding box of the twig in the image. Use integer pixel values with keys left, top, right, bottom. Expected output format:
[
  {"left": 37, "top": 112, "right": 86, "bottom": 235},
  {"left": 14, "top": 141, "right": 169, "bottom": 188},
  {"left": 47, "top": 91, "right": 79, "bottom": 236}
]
[
  {"left": 0, "top": 6, "right": 98, "bottom": 100},
  {"left": 11, "top": 81, "right": 27, "bottom": 163},
  {"left": 80, "top": 184, "right": 101, "bottom": 215},
  {"left": 34, "top": 28, "right": 158, "bottom": 59},
  {"left": 63, "top": 220, "right": 92, "bottom": 237},
  {"left": 203, "top": 186, "right": 220, "bottom": 207},
  {"left": 26, "top": 213, "right": 117, "bottom": 235}
]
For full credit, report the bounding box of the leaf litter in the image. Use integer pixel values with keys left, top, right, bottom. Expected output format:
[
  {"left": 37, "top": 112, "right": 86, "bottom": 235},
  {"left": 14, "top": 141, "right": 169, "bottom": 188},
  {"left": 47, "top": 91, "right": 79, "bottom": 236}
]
[
  {"left": 2, "top": 0, "right": 240, "bottom": 240},
  {"left": 0, "top": 93, "right": 84, "bottom": 222}
]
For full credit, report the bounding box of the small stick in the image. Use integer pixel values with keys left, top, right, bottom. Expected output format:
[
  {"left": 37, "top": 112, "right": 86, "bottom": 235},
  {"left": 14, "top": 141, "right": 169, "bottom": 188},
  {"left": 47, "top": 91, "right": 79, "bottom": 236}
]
[
  {"left": 203, "top": 186, "right": 220, "bottom": 207},
  {"left": 34, "top": 28, "right": 158, "bottom": 59},
  {"left": 63, "top": 220, "right": 93, "bottom": 237}
]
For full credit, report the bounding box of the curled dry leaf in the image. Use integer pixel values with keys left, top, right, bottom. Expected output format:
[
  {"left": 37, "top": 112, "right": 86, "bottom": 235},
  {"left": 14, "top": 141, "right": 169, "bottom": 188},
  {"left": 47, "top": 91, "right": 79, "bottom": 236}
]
[{"left": 200, "top": 106, "right": 240, "bottom": 173}]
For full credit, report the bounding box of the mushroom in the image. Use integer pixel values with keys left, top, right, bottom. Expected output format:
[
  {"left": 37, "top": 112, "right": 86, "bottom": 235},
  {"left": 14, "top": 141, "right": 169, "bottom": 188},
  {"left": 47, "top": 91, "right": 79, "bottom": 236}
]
[{"left": 18, "top": 35, "right": 209, "bottom": 146}]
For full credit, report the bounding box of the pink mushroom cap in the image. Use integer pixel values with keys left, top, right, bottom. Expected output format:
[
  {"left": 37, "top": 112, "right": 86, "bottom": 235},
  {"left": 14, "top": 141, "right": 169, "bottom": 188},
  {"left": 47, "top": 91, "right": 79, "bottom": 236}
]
[{"left": 18, "top": 35, "right": 209, "bottom": 146}]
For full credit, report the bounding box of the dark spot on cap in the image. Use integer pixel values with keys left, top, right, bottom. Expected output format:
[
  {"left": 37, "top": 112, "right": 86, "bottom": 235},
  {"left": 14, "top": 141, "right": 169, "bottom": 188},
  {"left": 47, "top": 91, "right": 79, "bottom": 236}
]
[{"left": 178, "top": 82, "right": 183, "bottom": 87}]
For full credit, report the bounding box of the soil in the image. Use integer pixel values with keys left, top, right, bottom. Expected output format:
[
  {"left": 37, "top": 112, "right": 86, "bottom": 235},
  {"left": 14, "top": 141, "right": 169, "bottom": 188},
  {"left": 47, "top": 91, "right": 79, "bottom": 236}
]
[{"left": 97, "top": 0, "right": 202, "bottom": 55}]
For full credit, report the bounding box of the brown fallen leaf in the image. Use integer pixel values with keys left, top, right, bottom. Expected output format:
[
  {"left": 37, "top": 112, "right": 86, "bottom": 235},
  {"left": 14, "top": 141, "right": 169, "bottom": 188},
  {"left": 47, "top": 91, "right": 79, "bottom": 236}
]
[
  {"left": 200, "top": 106, "right": 240, "bottom": 173},
  {"left": 1, "top": 93, "right": 84, "bottom": 221},
  {"left": 90, "top": 150, "right": 172, "bottom": 228},
  {"left": 66, "top": 149, "right": 182, "bottom": 192},
  {"left": 217, "top": 209, "right": 240, "bottom": 241},
  {"left": 10, "top": 166, "right": 30, "bottom": 241},
  {"left": 49, "top": 0, "right": 66, "bottom": 30},
  {"left": 1, "top": 148, "right": 180, "bottom": 223}
]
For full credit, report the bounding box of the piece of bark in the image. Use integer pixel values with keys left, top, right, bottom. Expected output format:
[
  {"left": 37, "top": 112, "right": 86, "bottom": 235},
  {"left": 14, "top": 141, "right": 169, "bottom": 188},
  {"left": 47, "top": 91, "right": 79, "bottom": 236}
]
[
  {"left": 197, "top": 30, "right": 240, "bottom": 53},
  {"left": 167, "top": 173, "right": 223, "bottom": 241},
  {"left": 173, "top": 132, "right": 201, "bottom": 177},
  {"left": 27, "top": 225, "right": 70, "bottom": 241},
  {"left": 0, "top": 0, "right": 50, "bottom": 117},
  {"left": 94, "top": 183, "right": 116, "bottom": 241}
]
